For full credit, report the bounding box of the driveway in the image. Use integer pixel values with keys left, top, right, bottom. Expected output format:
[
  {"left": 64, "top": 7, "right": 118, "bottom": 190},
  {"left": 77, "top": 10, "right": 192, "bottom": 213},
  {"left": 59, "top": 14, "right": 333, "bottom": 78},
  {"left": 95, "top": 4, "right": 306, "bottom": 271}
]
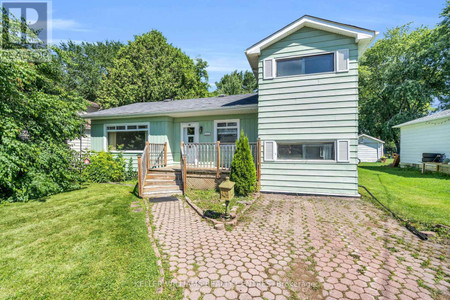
[{"left": 151, "top": 195, "right": 449, "bottom": 300}]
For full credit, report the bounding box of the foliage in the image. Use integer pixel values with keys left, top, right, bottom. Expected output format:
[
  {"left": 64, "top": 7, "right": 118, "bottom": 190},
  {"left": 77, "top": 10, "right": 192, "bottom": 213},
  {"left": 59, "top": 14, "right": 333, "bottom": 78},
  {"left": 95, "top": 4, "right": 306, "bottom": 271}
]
[
  {"left": 0, "top": 56, "right": 86, "bottom": 202},
  {"left": 230, "top": 131, "right": 257, "bottom": 196},
  {"left": 359, "top": 9, "right": 449, "bottom": 146},
  {"left": 126, "top": 157, "right": 137, "bottom": 180},
  {"left": 214, "top": 70, "right": 257, "bottom": 95},
  {"left": 97, "top": 30, "right": 209, "bottom": 108},
  {"left": 0, "top": 183, "right": 182, "bottom": 299},
  {"left": 82, "top": 151, "right": 126, "bottom": 183},
  {"left": 53, "top": 40, "right": 123, "bottom": 102},
  {"left": 185, "top": 189, "right": 251, "bottom": 218}
]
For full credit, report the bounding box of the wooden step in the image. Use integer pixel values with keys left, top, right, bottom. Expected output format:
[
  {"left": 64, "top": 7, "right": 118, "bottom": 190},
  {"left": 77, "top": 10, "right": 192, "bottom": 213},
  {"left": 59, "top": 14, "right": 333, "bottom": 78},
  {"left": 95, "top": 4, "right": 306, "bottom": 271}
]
[
  {"left": 146, "top": 173, "right": 180, "bottom": 180},
  {"left": 145, "top": 179, "right": 181, "bottom": 185},
  {"left": 143, "top": 185, "right": 182, "bottom": 192},
  {"left": 143, "top": 190, "right": 183, "bottom": 198}
]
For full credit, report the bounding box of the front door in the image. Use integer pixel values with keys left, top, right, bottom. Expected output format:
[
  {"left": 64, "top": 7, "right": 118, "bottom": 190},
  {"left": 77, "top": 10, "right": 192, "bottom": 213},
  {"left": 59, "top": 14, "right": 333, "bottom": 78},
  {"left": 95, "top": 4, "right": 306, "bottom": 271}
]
[{"left": 181, "top": 123, "right": 199, "bottom": 165}]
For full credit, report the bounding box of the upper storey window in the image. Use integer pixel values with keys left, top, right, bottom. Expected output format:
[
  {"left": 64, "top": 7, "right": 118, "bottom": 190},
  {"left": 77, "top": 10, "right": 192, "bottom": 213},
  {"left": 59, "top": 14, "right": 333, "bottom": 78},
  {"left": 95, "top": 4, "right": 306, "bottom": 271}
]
[{"left": 276, "top": 53, "right": 334, "bottom": 77}]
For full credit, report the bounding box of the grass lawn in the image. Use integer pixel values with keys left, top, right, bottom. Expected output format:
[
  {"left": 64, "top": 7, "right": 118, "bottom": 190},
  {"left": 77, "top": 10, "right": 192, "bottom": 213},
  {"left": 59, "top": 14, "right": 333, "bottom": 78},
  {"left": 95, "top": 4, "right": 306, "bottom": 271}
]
[
  {"left": 0, "top": 183, "right": 181, "bottom": 299},
  {"left": 185, "top": 189, "right": 252, "bottom": 219},
  {"left": 358, "top": 162, "right": 450, "bottom": 231}
]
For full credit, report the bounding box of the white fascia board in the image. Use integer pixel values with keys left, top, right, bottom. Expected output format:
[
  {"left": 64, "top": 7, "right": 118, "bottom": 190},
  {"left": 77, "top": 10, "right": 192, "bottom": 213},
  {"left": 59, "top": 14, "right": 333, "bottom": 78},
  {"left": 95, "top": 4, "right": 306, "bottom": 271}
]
[
  {"left": 358, "top": 134, "right": 385, "bottom": 143},
  {"left": 245, "top": 16, "right": 377, "bottom": 56}
]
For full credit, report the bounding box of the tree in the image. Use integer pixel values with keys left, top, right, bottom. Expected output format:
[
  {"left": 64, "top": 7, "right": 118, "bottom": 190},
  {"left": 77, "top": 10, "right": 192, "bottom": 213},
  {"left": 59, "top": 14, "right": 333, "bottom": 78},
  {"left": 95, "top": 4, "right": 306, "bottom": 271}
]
[
  {"left": 230, "top": 131, "right": 257, "bottom": 196},
  {"left": 358, "top": 21, "right": 448, "bottom": 147},
  {"left": 0, "top": 59, "right": 86, "bottom": 202},
  {"left": 97, "top": 30, "right": 209, "bottom": 108},
  {"left": 214, "top": 70, "right": 257, "bottom": 95},
  {"left": 53, "top": 40, "right": 123, "bottom": 102}
]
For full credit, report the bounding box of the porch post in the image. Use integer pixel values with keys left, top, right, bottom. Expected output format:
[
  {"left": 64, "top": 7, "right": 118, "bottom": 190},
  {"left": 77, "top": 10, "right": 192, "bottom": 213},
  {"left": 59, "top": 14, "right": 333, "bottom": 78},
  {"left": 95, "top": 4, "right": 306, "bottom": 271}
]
[
  {"left": 216, "top": 141, "right": 220, "bottom": 178},
  {"left": 146, "top": 141, "right": 150, "bottom": 170},
  {"left": 257, "top": 138, "right": 261, "bottom": 182},
  {"left": 137, "top": 155, "right": 142, "bottom": 198},
  {"left": 164, "top": 142, "right": 168, "bottom": 166}
]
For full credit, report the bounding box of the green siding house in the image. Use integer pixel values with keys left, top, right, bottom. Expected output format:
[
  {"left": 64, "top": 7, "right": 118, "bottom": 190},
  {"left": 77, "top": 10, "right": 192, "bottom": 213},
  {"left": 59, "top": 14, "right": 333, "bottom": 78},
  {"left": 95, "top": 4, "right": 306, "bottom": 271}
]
[{"left": 84, "top": 15, "right": 377, "bottom": 197}]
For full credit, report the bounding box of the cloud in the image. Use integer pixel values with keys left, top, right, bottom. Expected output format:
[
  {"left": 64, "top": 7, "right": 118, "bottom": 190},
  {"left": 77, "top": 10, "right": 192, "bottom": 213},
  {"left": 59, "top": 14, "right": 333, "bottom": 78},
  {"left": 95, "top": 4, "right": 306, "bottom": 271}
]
[{"left": 52, "top": 18, "right": 89, "bottom": 32}]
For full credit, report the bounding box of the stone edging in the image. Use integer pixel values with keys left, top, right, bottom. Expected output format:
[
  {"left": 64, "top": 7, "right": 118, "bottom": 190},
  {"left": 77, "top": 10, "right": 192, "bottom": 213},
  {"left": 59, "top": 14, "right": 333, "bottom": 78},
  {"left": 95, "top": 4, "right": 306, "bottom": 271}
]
[
  {"left": 183, "top": 192, "right": 261, "bottom": 230},
  {"left": 142, "top": 198, "right": 164, "bottom": 294}
]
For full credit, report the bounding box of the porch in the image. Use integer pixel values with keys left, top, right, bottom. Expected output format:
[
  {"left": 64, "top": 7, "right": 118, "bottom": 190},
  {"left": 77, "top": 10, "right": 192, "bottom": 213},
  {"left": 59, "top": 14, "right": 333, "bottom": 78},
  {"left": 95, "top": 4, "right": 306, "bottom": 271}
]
[{"left": 137, "top": 141, "right": 261, "bottom": 197}]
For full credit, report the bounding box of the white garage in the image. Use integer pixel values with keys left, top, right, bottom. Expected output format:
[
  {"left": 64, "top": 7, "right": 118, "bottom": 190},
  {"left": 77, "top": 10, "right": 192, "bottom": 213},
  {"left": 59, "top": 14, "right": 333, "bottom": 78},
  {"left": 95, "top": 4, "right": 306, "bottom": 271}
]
[{"left": 358, "top": 134, "right": 384, "bottom": 162}]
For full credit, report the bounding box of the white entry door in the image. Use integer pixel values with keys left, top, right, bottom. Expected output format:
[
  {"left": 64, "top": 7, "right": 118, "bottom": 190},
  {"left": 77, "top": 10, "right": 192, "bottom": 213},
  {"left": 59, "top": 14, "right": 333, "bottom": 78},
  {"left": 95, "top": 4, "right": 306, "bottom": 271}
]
[{"left": 181, "top": 123, "right": 199, "bottom": 164}]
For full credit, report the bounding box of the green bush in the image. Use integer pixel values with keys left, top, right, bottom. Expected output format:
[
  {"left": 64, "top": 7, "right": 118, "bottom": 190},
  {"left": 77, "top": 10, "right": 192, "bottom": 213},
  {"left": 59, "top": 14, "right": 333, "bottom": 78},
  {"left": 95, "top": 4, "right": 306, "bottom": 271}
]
[
  {"left": 126, "top": 157, "right": 137, "bottom": 180},
  {"left": 82, "top": 151, "right": 126, "bottom": 183},
  {"left": 230, "top": 131, "right": 257, "bottom": 196}
]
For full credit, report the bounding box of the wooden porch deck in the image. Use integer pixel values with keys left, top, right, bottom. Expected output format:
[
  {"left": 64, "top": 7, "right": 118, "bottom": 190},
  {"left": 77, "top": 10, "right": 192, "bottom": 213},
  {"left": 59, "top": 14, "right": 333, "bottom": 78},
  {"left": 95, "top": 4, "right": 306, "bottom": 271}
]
[{"left": 137, "top": 141, "right": 261, "bottom": 198}]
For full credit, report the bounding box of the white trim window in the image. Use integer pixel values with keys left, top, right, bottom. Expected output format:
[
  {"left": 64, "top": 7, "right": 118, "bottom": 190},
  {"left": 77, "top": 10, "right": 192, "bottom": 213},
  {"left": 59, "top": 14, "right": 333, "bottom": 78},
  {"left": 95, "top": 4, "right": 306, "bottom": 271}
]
[
  {"left": 276, "top": 52, "right": 335, "bottom": 77},
  {"left": 276, "top": 141, "right": 336, "bottom": 161},
  {"left": 105, "top": 123, "right": 149, "bottom": 151},
  {"left": 214, "top": 119, "right": 240, "bottom": 143}
]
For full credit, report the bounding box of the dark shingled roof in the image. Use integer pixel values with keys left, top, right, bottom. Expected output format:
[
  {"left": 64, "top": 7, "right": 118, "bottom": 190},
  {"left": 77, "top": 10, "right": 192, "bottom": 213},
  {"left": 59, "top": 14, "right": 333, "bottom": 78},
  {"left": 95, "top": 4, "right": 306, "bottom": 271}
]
[
  {"left": 83, "top": 93, "right": 258, "bottom": 119},
  {"left": 393, "top": 109, "right": 450, "bottom": 128}
]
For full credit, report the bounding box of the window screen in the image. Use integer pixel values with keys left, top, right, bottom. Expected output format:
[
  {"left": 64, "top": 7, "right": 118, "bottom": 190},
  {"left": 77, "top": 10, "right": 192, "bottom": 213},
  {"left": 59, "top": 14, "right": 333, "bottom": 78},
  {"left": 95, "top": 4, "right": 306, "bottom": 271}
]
[
  {"left": 276, "top": 53, "right": 334, "bottom": 77},
  {"left": 277, "top": 142, "right": 335, "bottom": 160}
]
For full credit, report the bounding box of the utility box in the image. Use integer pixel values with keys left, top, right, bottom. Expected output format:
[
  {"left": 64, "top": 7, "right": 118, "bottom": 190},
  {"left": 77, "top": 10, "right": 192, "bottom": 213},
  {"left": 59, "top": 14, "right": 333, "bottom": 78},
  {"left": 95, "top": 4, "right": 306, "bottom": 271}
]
[{"left": 219, "top": 177, "right": 235, "bottom": 201}]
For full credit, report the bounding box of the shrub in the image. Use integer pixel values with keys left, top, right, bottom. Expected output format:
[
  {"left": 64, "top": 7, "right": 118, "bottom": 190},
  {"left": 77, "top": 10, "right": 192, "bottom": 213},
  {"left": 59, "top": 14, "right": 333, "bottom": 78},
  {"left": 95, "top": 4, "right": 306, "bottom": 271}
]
[
  {"left": 126, "top": 157, "right": 137, "bottom": 180},
  {"left": 230, "top": 131, "right": 257, "bottom": 196},
  {"left": 82, "top": 151, "right": 125, "bottom": 183}
]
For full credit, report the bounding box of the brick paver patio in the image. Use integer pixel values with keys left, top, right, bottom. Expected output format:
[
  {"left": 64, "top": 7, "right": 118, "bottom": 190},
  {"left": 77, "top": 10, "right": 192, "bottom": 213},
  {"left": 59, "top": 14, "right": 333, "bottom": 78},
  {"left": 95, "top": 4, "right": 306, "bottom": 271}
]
[{"left": 151, "top": 195, "right": 449, "bottom": 299}]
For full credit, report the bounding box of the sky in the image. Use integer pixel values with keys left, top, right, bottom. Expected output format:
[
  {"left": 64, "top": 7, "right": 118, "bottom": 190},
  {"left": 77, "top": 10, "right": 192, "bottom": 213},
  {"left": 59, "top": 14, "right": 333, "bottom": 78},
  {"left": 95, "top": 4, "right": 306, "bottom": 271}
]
[{"left": 49, "top": 0, "right": 446, "bottom": 89}]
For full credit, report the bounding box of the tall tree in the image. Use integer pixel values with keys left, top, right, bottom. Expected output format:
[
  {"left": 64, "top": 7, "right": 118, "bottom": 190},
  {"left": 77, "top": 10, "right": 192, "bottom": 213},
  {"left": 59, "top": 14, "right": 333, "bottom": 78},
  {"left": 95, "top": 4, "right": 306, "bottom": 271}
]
[
  {"left": 53, "top": 40, "right": 123, "bottom": 102},
  {"left": 97, "top": 30, "right": 209, "bottom": 108},
  {"left": 214, "top": 70, "right": 257, "bottom": 95},
  {"left": 359, "top": 22, "right": 448, "bottom": 147}
]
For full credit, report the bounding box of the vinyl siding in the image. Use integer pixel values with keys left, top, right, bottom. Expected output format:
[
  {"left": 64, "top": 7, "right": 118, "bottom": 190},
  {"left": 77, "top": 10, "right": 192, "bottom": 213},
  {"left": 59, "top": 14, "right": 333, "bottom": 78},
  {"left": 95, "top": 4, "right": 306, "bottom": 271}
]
[
  {"left": 358, "top": 138, "right": 382, "bottom": 162},
  {"left": 399, "top": 118, "right": 450, "bottom": 164},
  {"left": 90, "top": 113, "right": 258, "bottom": 169},
  {"left": 258, "top": 26, "right": 359, "bottom": 196}
]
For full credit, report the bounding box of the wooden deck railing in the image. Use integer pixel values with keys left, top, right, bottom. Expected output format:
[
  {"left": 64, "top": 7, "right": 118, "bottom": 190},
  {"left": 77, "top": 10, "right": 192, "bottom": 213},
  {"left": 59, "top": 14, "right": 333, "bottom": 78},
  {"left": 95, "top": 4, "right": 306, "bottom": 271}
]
[
  {"left": 180, "top": 145, "right": 187, "bottom": 194},
  {"left": 137, "top": 142, "right": 168, "bottom": 198},
  {"left": 181, "top": 140, "right": 261, "bottom": 179}
]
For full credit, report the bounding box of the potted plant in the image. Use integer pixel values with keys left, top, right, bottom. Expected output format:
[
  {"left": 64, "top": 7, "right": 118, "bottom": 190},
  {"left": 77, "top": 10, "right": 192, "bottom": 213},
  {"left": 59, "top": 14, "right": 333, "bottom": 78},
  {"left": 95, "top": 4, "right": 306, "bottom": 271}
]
[{"left": 380, "top": 156, "right": 387, "bottom": 163}]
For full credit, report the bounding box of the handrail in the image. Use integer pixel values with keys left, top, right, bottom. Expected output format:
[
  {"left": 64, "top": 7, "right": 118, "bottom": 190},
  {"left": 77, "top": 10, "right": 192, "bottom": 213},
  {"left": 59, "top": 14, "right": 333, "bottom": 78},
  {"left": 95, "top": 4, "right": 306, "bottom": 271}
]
[
  {"left": 148, "top": 142, "right": 167, "bottom": 169},
  {"left": 180, "top": 141, "right": 187, "bottom": 194},
  {"left": 138, "top": 142, "right": 150, "bottom": 198}
]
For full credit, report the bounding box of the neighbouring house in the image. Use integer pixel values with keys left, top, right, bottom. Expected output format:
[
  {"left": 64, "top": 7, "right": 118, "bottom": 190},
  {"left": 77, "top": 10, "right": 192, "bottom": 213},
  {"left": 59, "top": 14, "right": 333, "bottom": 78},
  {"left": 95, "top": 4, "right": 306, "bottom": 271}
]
[
  {"left": 358, "top": 134, "right": 384, "bottom": 163},
  {"left": 83, "top": 15, "right": 377, "bottom": 197},
  {"left": 69, "top": 101, "right": 101, "bottom": 152},
  {"left": 393, "top": 109, "right": 450, "bottom": 166}
]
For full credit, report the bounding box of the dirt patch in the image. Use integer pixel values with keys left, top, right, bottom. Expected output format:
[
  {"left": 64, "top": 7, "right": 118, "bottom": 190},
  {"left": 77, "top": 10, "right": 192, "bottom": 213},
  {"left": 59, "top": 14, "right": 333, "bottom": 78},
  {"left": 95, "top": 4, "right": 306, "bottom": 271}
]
[{"left": 286, "top": 259, "right": 324, "bottom": 300}]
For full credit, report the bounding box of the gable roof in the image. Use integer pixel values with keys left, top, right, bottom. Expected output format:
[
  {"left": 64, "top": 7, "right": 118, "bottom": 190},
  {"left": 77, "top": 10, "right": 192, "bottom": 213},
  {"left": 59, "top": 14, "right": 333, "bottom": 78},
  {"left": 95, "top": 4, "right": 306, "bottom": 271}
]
[
  {"left": 393, "top": 109, "right": 450, "bottom": 128},
  {"left": 82, "top": 93, "right": 258, "bottom": 119},
  {"left": 245, "top": 15, "right": 378, "bottom": 73},
  {"left": 358, "top": 134, "right": 384, "bottom": 144}
]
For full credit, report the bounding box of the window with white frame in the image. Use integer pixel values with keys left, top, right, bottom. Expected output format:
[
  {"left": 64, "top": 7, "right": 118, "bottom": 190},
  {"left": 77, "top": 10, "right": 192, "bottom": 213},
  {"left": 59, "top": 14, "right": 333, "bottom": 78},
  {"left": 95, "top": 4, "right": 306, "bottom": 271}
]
[
  {"left": 106, "top": 124, "right": 148, "bottom": 151},
  {"left": 276, "top": 53, "right": 334, "bottom": 77},
  {"left": 215, "top": 120, "right": 239, "bottom": 143},
  {"left": 277, "top": 141, "right": 335, "bottom": 160}
]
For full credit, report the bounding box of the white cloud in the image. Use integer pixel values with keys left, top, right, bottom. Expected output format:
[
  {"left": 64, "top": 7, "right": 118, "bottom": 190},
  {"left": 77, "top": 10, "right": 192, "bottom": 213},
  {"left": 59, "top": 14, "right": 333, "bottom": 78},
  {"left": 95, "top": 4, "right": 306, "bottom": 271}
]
[{"left": 52, "top": 18, "right": 89, "bottom": 32}]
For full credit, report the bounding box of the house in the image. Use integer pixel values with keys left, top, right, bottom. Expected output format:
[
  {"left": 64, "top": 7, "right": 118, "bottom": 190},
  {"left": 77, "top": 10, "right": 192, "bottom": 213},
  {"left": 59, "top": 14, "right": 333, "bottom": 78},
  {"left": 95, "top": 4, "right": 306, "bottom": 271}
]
[
  {"left": 83, "top": 15, "right": 377, "bottom": 197},
  {"left": 69, "top": 101, "right": 101, "bottom": 152},
  {"left": 358, "top": 134, "right": 384, "bottom": 162},
  {"left": 393, "top": 109, "right": 450, "bottom": 166}
]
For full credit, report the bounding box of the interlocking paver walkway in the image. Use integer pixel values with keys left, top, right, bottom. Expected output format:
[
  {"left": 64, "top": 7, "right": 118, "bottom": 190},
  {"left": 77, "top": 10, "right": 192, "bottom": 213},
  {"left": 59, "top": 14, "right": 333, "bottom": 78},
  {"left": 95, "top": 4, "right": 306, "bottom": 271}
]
[{"left": 151, "top": 195, "right": 449, "bottom": 299}]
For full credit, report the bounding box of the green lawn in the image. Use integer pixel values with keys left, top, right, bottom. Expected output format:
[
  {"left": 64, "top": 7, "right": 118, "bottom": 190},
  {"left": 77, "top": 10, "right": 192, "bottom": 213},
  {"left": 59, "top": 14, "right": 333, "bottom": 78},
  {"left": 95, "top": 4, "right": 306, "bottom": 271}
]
[
  {"left": 0, "top": 183, "right": 181, "bottom": 299},
  {"left": 358, "top": 162, "right": 450, "bottom": 230}
]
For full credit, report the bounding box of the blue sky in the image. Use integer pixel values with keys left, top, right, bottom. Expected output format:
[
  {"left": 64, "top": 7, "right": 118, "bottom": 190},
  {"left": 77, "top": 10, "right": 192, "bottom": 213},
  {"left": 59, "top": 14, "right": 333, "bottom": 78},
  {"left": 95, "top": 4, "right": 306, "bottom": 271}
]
[{"left": 50, "top": 0, "right": 446, "bottom": 89}]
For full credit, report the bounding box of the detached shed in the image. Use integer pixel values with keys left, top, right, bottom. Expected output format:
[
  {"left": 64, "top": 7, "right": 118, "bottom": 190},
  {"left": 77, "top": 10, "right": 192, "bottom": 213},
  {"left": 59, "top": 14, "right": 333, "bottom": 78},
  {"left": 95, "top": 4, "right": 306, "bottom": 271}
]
[
  {"left": 393, "top": 109, "right": 450, "bottom": 166},
  {"left": 358, "top": 134, "right": 384, "bottom": 162}
]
